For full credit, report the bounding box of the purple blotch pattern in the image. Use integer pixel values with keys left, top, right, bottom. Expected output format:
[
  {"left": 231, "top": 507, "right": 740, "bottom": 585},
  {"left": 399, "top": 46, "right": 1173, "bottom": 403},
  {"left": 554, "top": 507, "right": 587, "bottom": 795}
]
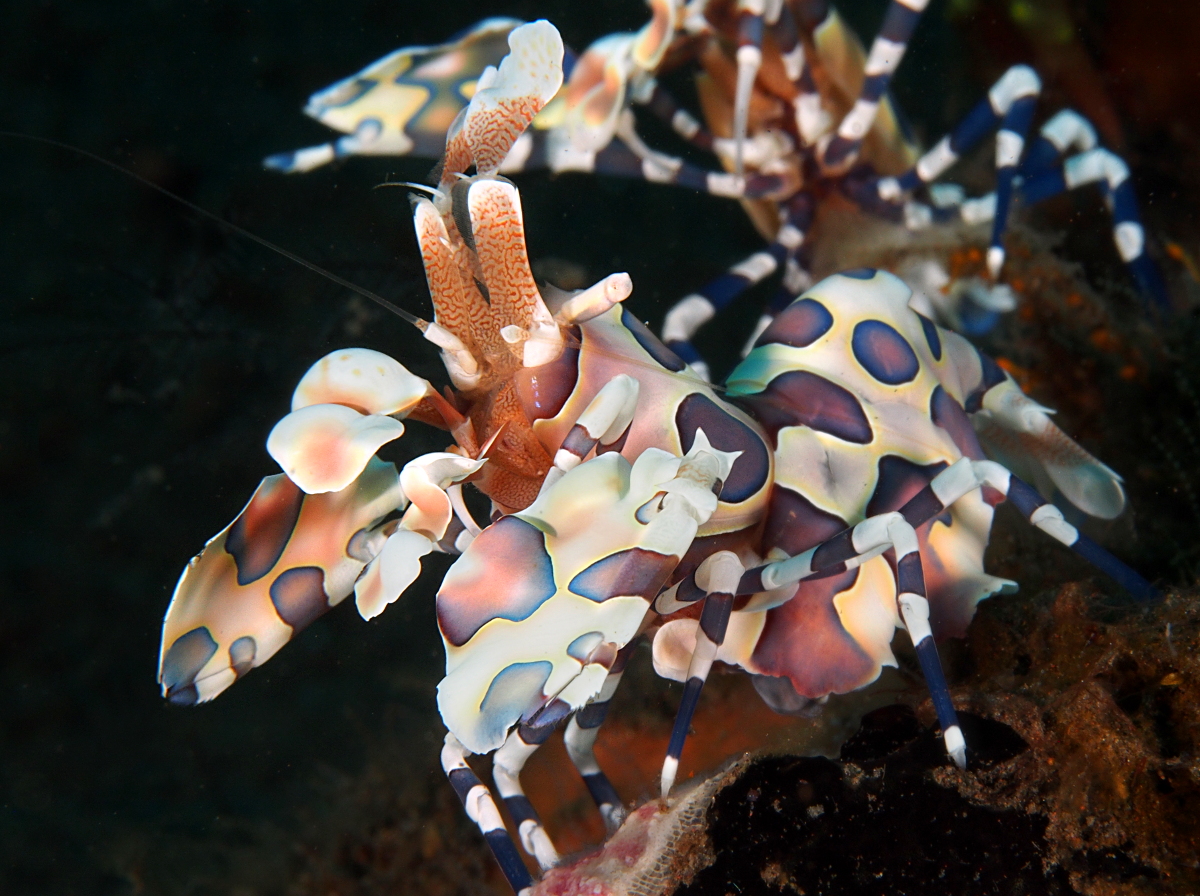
[
  {"left": 160, "top": 626, "right": 218, "bottom": 704},
  {"left": 676, "top": 393, "right": 771, "bottom": 503},
  {"left": 268, "top": 566, "right": 331, "bottom": 632},
  {"left": 763, "top": 484, "right": 848, "bottom": 557},
  {"left": 754, "top": 297, "right": 834, "bottom": 349},
  {"left": 225, "top": 474, "right": 305, "bottom": 586},
  {"left": 228, "top": 636, "right": 257, "bottom": 678},
  {"left": 918, "top": 313, "right": 942, "bottom": 360},
  {"left": 738, "top": 370, "right": 874, "bottom": 444},
  {"left": 437, "top": 516, "right": 557, "bottom": 647},
  {"left": 930, "top": 385, "right": 985, "bottom": 460},
  {"left": 866, "top": 455, "right": 951, "bottom": 527},
  {"left": 851, "top": 319, "right": 920, "bottom": 385},
  {"left": 478, "top": 660, "right": 554, "bottom": 730},
  {"left": 751, "top": 567, "right": 878, "bottom": 697},
  {"left": 569, "top": 547, "right": 678, "bottom": 602}
]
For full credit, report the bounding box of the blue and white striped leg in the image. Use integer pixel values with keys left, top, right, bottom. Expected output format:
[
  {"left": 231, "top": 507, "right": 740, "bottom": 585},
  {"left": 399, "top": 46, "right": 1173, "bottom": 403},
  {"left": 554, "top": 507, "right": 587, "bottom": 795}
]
[
  {"left": 641, "top": 82, "right": 718, "bottom": 154},
  {"left": 1019, "top": 148, "right": 1170, "bottom": 310},
  {"left": 663, "top": 194, "right": 813, "bottom": 377},
  {"left": 662, "top": 245, "right": 785, "bottom": 381},
  {"left": 739, "top": 456, "right": 1156, "bottom": 603},
  {"left": 735, "top": 511, "right": 969, "bottom": 765},
  {"left": 661, "top": 551, "right": 744, "bottom": 798},
  {"left": 263, "top": 122, "right": 383, "bottom": 173},
  {"left": 1019, "top": 109, "right": 1098, "bottom": 179},
  {"left": 890, "top": 518, "right": 966, "bottom": 768},
  {"left": 493, "top": 725, "right": 561, "bottom": 870},
  {"left": 769, "top": 0, "right": 805, "bottom": 85},
  {"left": 761, "top": 2, "right": 829, "bottom": 146},
  {"left": 504, "top": 123, "right": 784, "bottom": 200},
  {"left": 731, "top": 466, "right": 1153, "bottom": 766},
  {"left": 578, "top": 127, "right": 792, "bottom": 200},
  {"left": 1000, "top": 472, "right": 1160, "bottom": 600},
  {"left": 563, "top": 641, "right": 637, "bottom": 834},
  {"left": 442, "top": 733, "right": 534, "bottom": 896},
  {"left": 984, "top": 67, "right": 1042, "bottom": 278},
  {"left": 874, "top": 65, "right": 1040, "bottom": 207},
  {"left": 742, "top": 194, "right": 817, "bottom": 354},
  {"left": 818, "top": 0, "right": 931, "bottom": 172}
]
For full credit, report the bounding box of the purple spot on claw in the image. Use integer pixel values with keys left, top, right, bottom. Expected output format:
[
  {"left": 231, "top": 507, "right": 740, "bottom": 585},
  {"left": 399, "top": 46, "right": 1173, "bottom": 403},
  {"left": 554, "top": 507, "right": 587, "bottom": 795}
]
[
  {"left": 570, "top": 547, "right": 678, "bottom": 602},
  {"left": 737, "top": 370, "right": 873, "bottom": 444},
  {"left": 930, "top": 386, "right": 984, "bottom": 459},
  {"left": 479, "top": 661, "right": 553, "bottom": 731},
  {"left": 226, "top": 474, "right": 304, "bottom": 586},
  {"left": 437, "top": 516, "right": 556, "bottom": 647},
  {"left": 755, "top": 298, "right": 833, "bottom": 349},
  {"left": 676, "top": 393, "right": 771, "bottom": 503},
  {"left": 269, "top": 566, "right": 331, "bottom": 632},
  {"left": 161, "top": 627, "right": 218, "bottom": 701},
  {"left": 852, "top": 320, "right": 919, "bottom": 385}
]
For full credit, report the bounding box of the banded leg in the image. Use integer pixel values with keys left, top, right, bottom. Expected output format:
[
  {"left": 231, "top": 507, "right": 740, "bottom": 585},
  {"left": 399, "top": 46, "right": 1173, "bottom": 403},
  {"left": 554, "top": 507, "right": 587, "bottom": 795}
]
[
  {"left": 781, "top": 0, "right": 833, "bottom": 145},
  {"left": 637, "top": 79, "right": 795, "bottom": 176},
  {"left": 263, "top": 121, "right": 384, "bottom": 173},
  {"left": 888, "top": 514, "right": 966, "bottom": 767},
  {"left": 661, "top": 551, "right": 745, "bottom": 796},
  {"left": 741, "top": 458, "right": 1155, "bottom": 602},
  {"left": 524, "top": 123, "right": 791, "bottom": 200},
  {"left": 1019, "top": 109, "right": 1098, "bottom": 180},
  {"left": 493, "top": 723, "right": 560, "bottom": 870},
  {"left": 563, "top": 641, "right": 638, "bottom": 833},
  {"left": 442, "top": 733, "right": 534, "bottom": 895},
  {"left": 540, "top": 374, "right": 639, "bottom": 494},
  {"left": 983, "top": 68, "right": 1041, "bottom": 278},
  {"left": 1019, "top": 148, "right": 1169, "bottom": 309},
  {"left": 818, "top": 0, "right": 932, "bottom": 172},
  {"left": 662, "top": 193, "right": 814, "bottom": 379},
  {"left": 741, "top": 193, "right": 817, "bottom": 355},
  {"left": 874, "top": 66, "right": 1039, "bottom": 208},
  {"left": 640, "top": 81, "right": 718, "bottom": 154},
  {"left": 735, "top": 459, "right": 1152, "bottom": 766}
]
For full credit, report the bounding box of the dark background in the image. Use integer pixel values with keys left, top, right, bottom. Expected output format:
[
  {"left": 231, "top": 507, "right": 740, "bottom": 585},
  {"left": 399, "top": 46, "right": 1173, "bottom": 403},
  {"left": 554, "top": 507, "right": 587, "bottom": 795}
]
[{"left": 2, "top": 1, "right": 1197, "bottom": 893}]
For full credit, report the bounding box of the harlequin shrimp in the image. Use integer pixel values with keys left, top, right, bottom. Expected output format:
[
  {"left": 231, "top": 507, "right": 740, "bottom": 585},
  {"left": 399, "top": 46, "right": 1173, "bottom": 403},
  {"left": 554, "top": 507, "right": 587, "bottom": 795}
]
[
  {"left": 264, "top": 0, "right": 1169, "bottom": 348},
  {"left": 160, "top": 20, "right": 1157, "bottom": 893}
]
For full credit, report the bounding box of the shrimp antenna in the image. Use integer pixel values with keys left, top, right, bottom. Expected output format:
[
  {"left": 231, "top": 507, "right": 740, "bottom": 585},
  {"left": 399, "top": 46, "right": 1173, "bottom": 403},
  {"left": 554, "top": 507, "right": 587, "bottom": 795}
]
[
  {"left": 375, "top": 180, "right": 439, "bottom": 196},
  {"left": 1, "top": 130, "right": 428, "bottom": 330}
]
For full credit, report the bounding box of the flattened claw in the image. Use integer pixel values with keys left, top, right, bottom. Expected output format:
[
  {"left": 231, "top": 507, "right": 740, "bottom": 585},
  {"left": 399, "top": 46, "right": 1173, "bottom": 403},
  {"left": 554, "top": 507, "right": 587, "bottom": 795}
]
[
  {"left": 562, "top": 34, "right": 634, "bottom": 153},
  {"left": 159, "top": 458, "right": 404, "bottom": 703},
  {"left": 630, "top": 0, "right": 678, "bottom": 70},
  {"left": 437, "top": 439, "right": 728, "bottom": 755}
]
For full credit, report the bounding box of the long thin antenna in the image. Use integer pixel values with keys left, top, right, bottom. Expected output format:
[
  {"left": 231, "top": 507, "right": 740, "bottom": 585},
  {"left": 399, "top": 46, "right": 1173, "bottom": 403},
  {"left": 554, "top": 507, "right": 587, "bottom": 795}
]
[{"left": 2, "top": 131, "right": 427, "bottom": 329}]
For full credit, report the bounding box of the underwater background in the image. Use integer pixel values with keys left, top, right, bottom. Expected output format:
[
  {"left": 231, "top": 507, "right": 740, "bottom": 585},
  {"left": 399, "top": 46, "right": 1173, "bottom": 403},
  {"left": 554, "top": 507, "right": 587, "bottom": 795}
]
[{"left": 2, "top": 1, "right": 1199, "bottom": 893}]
